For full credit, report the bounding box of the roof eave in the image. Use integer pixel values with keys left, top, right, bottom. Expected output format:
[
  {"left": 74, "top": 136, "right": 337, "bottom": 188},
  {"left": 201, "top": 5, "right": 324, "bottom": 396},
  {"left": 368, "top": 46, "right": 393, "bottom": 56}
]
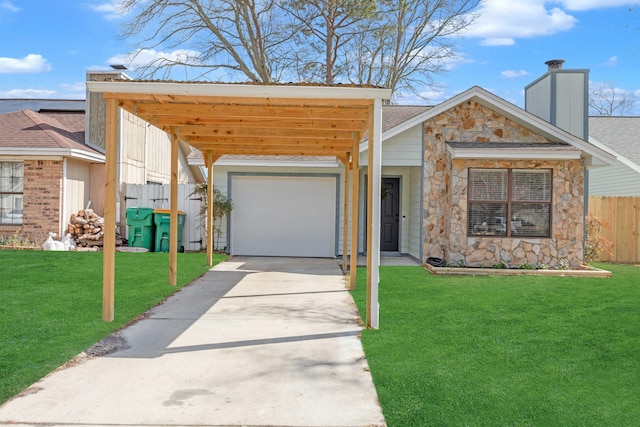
[
  {"left": 0, "top": 147, "right": 105, "bottom": 162},
  {"left": 86, "top": 81, "right": 393, "bottom": 101}
]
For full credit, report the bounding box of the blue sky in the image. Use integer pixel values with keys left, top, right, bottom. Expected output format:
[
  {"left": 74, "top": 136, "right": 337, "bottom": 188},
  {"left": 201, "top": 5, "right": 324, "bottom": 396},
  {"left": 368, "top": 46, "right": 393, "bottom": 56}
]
[{"left": 0, "top": 0, "right": 638, "bottom": 113}]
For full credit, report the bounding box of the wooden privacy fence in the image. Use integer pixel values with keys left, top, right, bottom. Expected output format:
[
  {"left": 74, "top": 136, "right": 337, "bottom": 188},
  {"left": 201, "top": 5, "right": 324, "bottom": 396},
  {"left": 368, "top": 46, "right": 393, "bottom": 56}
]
[
  {"left": 588, "top": 196, "right": 640, "bottom": 263},
  {"left": 122, "top": 183, "right": 205, "bottom": 252}
]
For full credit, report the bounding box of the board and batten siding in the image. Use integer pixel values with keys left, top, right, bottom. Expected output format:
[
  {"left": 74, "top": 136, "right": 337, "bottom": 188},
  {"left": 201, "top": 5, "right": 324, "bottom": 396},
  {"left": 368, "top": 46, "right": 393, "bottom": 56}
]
[
  {"left": 64, "top": 158, "right": 92, "bottom": 234},
  {"left": 122, "top": 183, "right": 203, "bottom": 251},
  {"left": 589, "top": 161, "right": 640, "bottom": 196},
  {"left": 554, "top": 72, "right": 588, "bottom": 140},
  {"left": 525, "top": 74, "right": 552, "bottom": 123}
]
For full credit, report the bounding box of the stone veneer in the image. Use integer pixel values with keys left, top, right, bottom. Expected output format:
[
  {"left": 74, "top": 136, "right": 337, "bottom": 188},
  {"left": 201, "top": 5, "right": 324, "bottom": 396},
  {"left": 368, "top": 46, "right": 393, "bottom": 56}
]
[
  {"left": 423, "top": 100, "right": 585, "bottom": 268},
  {"left": 0, "top": 160, "right": 63, "bottom": 244}
]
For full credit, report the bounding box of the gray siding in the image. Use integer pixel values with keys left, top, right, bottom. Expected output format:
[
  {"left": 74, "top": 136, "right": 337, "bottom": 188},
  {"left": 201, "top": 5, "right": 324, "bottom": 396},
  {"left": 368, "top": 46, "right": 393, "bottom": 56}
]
[
  {"left": 360, "top": 124, "right": 423, "bottom": 166},
  {"left": 555, "top": 72, "right": 587, "bottom": 140},
  {"left": 589, "top": 161, "right": 640, "bottom": 196},
  {"left": 408, "top": 166, "right": 422, "bottom": 259},
  {"left": 525, "top": 74, "right": 552, "bottom": 122}
]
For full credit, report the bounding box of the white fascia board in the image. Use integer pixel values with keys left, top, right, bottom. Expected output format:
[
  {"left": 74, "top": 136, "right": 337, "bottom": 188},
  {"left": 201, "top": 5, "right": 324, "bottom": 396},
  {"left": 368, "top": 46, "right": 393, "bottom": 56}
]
[
  {"left": 86, "top": 81, "right": 392, "bottom": 101},
  {"left": 588, "top": 136, "right": 639, "bottom": 173},
  {"left": 358, "top": 86, "right": 616, "bottom": 166},
  {"left": 446, "top": 145, "right": 582, "bottom": 160},
  {"left": 189, "top": 157, "right": 340, "bottom": 168},
  {"left": 0, "top": 148, "right": 105, "bottom": 163},
  {"left": 466, "top": 89, "right": 616, "bottom": 165}
]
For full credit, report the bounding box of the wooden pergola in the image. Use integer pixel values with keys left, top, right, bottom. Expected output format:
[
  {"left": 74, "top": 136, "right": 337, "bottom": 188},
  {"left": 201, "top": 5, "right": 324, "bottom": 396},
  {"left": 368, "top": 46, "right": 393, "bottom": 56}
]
[{"left": 86, "top": 81, "right": 391, "bottom": 328}]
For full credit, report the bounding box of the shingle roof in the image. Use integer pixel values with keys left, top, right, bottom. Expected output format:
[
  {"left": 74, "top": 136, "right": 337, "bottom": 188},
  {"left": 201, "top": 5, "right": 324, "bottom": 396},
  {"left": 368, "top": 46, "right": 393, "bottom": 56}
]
[
  {"left": 0, "top": 99, "right": 85, "bottom": 114},
  {"left": 589, "top": 116, "right": 640, "bottom": 167},
  {"left": 0, "top": 109, "right": 99, "bottom": 157},
  {"left": 381, "top": 105, "right": 431, "bottom": 132}
]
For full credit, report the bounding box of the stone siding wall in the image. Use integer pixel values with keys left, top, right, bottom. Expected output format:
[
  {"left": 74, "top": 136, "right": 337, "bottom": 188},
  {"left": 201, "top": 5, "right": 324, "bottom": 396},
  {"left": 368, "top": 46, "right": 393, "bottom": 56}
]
[
  {"left": 423, "top": 100, "right": 585, "bottom": 268},
  {"left": 0, "top": 160, "right": 63, "bottom": 244}
]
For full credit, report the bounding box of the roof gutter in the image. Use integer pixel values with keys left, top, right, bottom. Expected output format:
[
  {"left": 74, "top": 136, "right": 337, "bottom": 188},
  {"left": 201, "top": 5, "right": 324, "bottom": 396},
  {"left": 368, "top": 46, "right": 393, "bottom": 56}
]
[{"left": 0, "top": 147, "right": 105, "bottom": 163}]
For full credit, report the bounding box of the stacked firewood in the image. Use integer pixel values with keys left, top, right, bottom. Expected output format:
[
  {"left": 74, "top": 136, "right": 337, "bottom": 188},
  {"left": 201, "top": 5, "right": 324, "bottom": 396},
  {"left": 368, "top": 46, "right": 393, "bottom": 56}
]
[{"left": 67, "top": 209, "right": 106, "bottom": 248}]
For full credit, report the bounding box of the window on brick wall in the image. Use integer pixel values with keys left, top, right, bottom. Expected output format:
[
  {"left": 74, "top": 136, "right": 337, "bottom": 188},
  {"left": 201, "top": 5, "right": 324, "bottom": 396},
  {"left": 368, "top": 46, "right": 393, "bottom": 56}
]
[
  {"left": 468, "top": 168, "right": 551, "bottom": 237},
  {"left": 0, "top": 162, "right": 24, "bottom": 225}
]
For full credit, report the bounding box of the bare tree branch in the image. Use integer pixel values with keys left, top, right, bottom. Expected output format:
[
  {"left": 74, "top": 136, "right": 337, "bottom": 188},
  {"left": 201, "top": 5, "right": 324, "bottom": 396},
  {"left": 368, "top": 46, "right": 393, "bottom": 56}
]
[
  {"left": 589, "top": 83, "right": 637, "bottom": 116},
  {"left": 119, "top": 0, "right": 294, "bottom": 82},
  {"left": 345, "top": 0, "right": 481, "bottom": 102},
  {"left": 117, "top": 0, "right": 482, "bottom": 99}
]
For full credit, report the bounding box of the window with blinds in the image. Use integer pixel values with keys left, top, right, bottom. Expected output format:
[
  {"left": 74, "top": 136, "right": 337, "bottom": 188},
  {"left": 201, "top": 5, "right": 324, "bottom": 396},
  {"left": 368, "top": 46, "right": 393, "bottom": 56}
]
[
  {"left": 468, "top": 168, "right": 551, "bottom": 237},
  {"left": 0, "top": 162, "right": 24, "bottom": 225}
]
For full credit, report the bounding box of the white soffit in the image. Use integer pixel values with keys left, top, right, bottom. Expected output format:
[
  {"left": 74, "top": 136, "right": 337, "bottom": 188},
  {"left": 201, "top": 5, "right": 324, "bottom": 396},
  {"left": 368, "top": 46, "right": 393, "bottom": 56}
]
[{"left": 446, "top": 145, "right": 582, "bottom": 160}]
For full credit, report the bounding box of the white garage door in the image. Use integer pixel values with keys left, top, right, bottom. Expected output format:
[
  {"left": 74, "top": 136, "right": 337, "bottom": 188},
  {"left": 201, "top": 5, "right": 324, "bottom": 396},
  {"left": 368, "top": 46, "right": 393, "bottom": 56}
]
[{"left": 230, "top": 175, "right": 337, "bottom": 257}]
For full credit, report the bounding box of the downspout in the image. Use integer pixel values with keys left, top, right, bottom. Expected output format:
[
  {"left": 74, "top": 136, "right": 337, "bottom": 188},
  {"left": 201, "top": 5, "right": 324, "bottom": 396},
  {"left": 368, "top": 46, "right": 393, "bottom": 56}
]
[
  {"left": 419, "top": 123, "right": 425, "bottom": 263},
  {"left": 61, "top": 158, "right": 68, "bottom": 237},
  {"left": 584, "top": 167, "right": 589, "bottom": 262}
]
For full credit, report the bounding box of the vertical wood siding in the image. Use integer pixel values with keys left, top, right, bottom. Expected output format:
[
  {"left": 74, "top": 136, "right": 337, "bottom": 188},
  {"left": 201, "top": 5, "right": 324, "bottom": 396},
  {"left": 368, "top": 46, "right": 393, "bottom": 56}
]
[{"left": 122, "top": 183, "right": 205, "bottom": 251}]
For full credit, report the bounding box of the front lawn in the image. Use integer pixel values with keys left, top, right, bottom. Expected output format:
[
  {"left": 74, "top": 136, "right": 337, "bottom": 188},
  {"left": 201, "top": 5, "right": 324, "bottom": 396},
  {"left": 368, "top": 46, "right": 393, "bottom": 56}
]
[
  {"left": 0, "top": 250, "right": 223, "bottom": 404},
  {"left": 352, "top": 264, "right": 640, "bottom": 426}
]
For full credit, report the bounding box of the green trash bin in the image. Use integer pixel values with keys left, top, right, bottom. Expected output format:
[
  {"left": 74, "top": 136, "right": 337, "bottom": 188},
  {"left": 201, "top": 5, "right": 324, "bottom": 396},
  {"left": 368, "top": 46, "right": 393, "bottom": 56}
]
[
  {"left": 126, "top": 207, "right": 155, "bottom": 251},
  {"left": 153, "top": 209, "right": 186, "bottom": 253}
]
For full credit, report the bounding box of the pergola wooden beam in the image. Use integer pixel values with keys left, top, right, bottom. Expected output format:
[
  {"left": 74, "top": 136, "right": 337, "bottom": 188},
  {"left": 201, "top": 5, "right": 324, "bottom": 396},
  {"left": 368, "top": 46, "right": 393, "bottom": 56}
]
[
  {"left": 90, "top": 81, "right": 390, "bottom": 328},
  {"left": 133, "top": 104, "right": 371, "bottom": 121},
  {"left": 173, "top": 126, "right": 357, "bottom": 139}
]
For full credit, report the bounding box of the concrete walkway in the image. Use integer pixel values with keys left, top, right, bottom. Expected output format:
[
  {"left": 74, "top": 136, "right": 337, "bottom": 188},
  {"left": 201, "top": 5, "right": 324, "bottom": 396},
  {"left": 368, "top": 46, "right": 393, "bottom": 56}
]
[{"left": 0, "top": 257, "right": 386, "bottom": 427}]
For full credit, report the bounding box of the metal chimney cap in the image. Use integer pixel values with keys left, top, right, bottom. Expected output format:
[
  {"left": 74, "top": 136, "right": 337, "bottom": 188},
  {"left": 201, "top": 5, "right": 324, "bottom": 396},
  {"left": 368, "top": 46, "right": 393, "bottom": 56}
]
[{"left": 545, "top": 59, "right": 565, "bottom": 71}]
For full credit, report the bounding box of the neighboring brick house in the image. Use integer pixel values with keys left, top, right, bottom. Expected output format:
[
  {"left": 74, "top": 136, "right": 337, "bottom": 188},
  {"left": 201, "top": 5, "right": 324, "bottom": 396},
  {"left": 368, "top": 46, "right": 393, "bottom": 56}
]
[
  {"left": 0, "top": 109, "right": 104, "bottom": 242},
  {"left": 0, "top": 71, "right": 205, "bottom": 244}
]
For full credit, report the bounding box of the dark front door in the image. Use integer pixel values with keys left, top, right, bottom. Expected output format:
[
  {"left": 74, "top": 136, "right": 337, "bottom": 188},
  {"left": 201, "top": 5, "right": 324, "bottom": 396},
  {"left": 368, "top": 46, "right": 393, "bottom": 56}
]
[{"left": 380, "top": 178, "right": 400, "bottom": 251}]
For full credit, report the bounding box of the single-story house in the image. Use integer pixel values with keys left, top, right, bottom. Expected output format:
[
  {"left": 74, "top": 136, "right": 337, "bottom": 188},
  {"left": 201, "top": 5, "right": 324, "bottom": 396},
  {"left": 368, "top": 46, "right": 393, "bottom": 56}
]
[
  {"left": 186, "top": 62, "right": 615, "bottom": 269},
  {"left": 587, "top": 116, "right": 640, "bottom": 196}
]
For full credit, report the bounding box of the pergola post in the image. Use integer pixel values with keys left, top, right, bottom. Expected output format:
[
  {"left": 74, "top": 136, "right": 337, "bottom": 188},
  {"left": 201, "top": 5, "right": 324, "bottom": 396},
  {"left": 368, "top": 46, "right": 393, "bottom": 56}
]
[
  {"left": 168, "top": 130, "right": 179, "bottom": 286},
  {"left": 206, "top": 154, "right": 216, "bottom": 267},
  {"left": 342, "top": 155, "right": 350, "bottom": 272},
  {"left": 349, "top": 136, "right": 360, "bottom": 290},
  {"left": 366, "top": 100, "right": 382, "bottom": 329},
  {"left": 102, "top": 98, "right": 118, "bottom": 322}
]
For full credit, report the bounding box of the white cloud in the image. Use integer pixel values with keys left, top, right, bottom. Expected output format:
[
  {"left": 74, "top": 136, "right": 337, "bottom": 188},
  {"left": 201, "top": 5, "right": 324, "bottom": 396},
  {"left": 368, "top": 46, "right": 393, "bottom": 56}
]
[
  {"left": 0, "top": 1, "right": 20, "bottom": 12},
  {"left": 0, "top": 54, "right": 52, "bottom": 73},
  {"left": 601, "top": 56, "right": 619, "bottom": 67},
  {"left": 463, "top": 0, "right": 577, "bottom": 45},
  {"left": 0, "top": 88, "right": 57, "bottom": 98},
  {"left": 60, "top": 82, "right": 86, "bottom": 94},
  {"left": 108, "top": 48, "right": 203, "bottom": 72},
  {"left": 557, "top": 0, "right": 637, "bottom": 11},
  {"left": 90, "top": 0, "right": 127, "bottom": 20},
  {"left": 501, "top": 69, "right": 531, "bottom": 78},
  {"left": 481, "top": 38, "right": 516, "bottom": 46}
]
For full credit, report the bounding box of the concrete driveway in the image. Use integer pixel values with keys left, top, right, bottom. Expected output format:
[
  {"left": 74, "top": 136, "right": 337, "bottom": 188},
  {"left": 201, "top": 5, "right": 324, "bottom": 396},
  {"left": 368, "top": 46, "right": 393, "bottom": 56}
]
[{"left": 0, "top": 257, "right": 386, "bottom": 427}]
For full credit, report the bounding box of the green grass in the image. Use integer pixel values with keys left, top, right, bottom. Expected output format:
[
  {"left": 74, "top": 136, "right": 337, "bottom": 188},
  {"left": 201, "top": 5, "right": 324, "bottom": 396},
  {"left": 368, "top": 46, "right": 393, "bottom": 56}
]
[
  {"left": 352, "top": 264, "right": 640, "bottom": 426},
  {"left": 0, "top": 250, "right": 224, "bottom": 404}
]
